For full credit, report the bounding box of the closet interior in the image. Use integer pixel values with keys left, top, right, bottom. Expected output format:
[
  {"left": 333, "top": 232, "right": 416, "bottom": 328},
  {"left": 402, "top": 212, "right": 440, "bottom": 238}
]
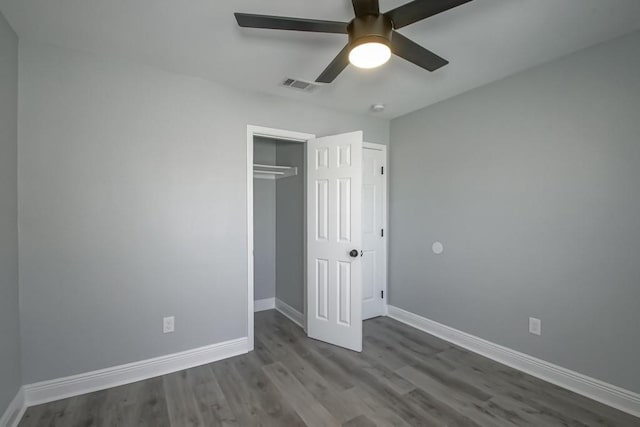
[{"left": 253, "top": 136, "right": 305, "bottom": 321}]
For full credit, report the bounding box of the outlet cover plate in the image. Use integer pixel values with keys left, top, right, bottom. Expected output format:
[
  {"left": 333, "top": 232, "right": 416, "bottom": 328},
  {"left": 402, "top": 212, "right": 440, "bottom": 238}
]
[
  {"left": 163, "top": 316, "right": 175, "bottom": 333},
  {"left": 529, "top": 317, "right": 541, "bottom": 336}
]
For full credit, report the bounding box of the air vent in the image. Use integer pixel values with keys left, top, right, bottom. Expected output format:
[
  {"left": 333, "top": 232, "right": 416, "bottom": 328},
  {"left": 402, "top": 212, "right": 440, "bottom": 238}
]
[{"left": 281, "top": 78, "right": 319, "bottom": 92}]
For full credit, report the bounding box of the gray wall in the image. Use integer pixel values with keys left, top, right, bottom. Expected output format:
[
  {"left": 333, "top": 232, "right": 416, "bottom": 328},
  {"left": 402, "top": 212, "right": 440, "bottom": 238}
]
[
  {"left": 18, "top": 40, "right": 389, "bottom": 383},
  {"left": 0, "top": 10, "right": 21, "bottom": 416},
  {"left": 275, "top": 142, "right": 305, "bottom": 313},
  {"left": 389, "top": 31, "right": 640, "bottom": 393},
  {"left": 253, "top": 138, "right": 276, "bottom": 301}
]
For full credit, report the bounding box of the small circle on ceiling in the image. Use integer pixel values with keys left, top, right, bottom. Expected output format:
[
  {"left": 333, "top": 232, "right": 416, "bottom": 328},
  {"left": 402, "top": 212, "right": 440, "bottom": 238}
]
[{"left": 371, "top": 104, "right": 385, "bottom": 113}]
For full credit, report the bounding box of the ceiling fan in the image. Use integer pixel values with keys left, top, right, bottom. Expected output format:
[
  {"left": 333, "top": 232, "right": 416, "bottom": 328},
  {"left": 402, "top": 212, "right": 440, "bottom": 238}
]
[{"left": 234, "top": 0, "right": 473, "bottom": 83}]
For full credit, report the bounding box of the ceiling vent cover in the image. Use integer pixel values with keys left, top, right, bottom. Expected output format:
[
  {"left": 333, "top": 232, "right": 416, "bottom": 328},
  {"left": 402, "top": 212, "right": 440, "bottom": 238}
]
[{"left": 281, "top": 78, "right": 319, "bottom": 92}]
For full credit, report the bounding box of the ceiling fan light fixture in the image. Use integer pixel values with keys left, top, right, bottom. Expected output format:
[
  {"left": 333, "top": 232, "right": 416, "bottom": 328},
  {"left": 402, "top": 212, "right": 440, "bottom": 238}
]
[
  {"left": 346, "top": 14, "right": 393, "bottom": 70},
  {"left": 235, "top": 0, "right": 467, "bottom": 83},
  {"left": 348, "top": 42, "right": 391, "bottom": 69}
]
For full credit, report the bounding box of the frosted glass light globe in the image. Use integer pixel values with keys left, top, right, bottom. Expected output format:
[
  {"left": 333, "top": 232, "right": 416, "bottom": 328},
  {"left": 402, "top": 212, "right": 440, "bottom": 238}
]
[{"left": 349, "top": 42, "right": 391, "bottom": 69}]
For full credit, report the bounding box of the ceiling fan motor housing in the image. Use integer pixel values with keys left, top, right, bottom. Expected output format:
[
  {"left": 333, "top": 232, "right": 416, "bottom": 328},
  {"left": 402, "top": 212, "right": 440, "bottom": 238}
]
[{"left": 347, "top": 14, "right": 393, "bottom": 50}]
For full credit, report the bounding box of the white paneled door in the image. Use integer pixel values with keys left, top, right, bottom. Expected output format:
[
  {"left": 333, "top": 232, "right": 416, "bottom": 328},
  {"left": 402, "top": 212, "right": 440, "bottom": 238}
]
[
  {"left": 306, "top": 131, "right": 363, "bottom": 352},
  {"left": 362, "top": 146, "right": 386, "bottom": 320}
]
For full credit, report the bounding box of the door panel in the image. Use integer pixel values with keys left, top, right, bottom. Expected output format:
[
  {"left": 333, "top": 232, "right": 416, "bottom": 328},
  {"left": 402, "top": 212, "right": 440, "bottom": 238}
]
[
  {"left": 316, "top": 180, "right": 329, "bottom": 241},
  {"left": 337, "top": 178, "right": 352, "bottom": 242},
  {"left": 307, "top": 131, "right": 363, "bottom": 352},
  {"left": 362, "top": 147, "right": 386, "bottom": 320},
  {"left": 362, "top": 184, "right": 375, "bottom": 234},
  {"left": 337, "top": 261, "right": 351, "bottom": 325},
  {"left": 362, "top": 250, "right": 376, "bottom": 301},
  {"left": 316, "top": 259, "right": 329, "bottom": 320}
]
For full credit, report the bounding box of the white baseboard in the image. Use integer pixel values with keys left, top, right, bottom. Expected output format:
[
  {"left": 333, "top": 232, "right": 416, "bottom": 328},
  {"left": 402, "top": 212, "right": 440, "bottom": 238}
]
[
  {"left": 387, "top": 305, "right": 640, "bottom": 419},
  {"left": 23, "top": 337, "right": 249, "bottom": 407},
  {"left": 254, "top": 297, "right": 276, "bottom": 312},
  {"left": 0, "top": 387, "right": 25, "bottom": 427},
  {"left": 275, "top": 298, "right": 304, "bottom": 329}
]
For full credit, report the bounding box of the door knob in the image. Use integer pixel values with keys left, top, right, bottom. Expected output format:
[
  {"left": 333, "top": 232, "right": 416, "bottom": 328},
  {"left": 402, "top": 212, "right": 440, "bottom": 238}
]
[{"left": 349, "top": 249, "right": 359, "bottom": 258}]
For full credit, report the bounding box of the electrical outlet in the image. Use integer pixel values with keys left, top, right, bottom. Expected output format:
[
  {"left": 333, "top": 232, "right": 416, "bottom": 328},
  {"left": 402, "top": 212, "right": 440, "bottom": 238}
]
[
  {"left": 163, "top": 316, "right": 175, "bottom": 334},
  {"left": 529, "top": 317, "right": 541, "bottom": 336}
]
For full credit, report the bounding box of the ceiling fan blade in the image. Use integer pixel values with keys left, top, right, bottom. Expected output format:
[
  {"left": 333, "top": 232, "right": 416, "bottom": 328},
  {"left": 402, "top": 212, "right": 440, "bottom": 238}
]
[
  {"left": 391, "top": 31, "right": 448, "bottom": 71},
  {"left": 316, "top": 45, "right": 351, "bottom": 83},
  {"left": 352, "top": 0, "right": 380, "bottom": 17},
  {"left": 385, "top": 0, "right": 473, "bottom": 29},
  {"left": 235, "top": 13, "right": 348, "bottom": 34}
]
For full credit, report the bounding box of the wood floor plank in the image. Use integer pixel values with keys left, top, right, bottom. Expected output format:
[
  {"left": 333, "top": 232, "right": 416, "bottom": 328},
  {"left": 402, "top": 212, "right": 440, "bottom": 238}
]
[
  {"left": 365, "top": 318, "right": 443, "bottom": 360},
  {"left": 263, "top": 361, "right": 341, "bottom": 427},
  {"left": 261, "top": 320, "right": 356, "bottom": 392},
  {"left": 252, "top": 335, "right": 276, "bottom": 366},
  {"left": 309, "top": 333, "right": 416, "bottom": 396},
  {"left": 342, "top": 414, "right": 377, "bottom": 427},
  {"left": 96, "top": 382, "right": 137, "bottom": 426},
  {"left": 371, "top": 317, "right": 451, "bottom": 352},
  {"left": 454, "top": 364, "right": 640, "bottom": 426},
  {"left": 186, "top": 365, "right": 238, "bottom": 426},
  {"left": 482, "top": 395, "right": 571, "bottom": 427},
  {"left": 194, "top": 365, "right": 236, "bottom": 425},
  {"left": 396, "top": 364, "right": 492, "bottom": 405},
  {"left": 364, "top": 333, "right": 458, "bottom": 384},
  {"left": 164, "top": 365, "right": 237, "bottom": 427},
  {"left": 231, "top": 353, "right": 307, "bottom": 426},
  {"left": 437, "top": 346, "right": 526, "bottom": 379},
  {"left": 19, "top": 398, "right": 70, "bottom": 427},
  {"left": 121, "top": 377, "right": 171, "bottom": 427},
  {"left": 210, "top": 358, "right": 274, "bottom": 426},
  {"left": 330, "top": 343, "right": 416, "bottom": 395},
  {"left": 361, "top": 335, "right": 411, "bottom": 370},
  {"left": 67, "top": 390, "right": 111, "bottom": 426},
  {"left": 402, "top": 388, "right": 484, "bottom": 427},
  {"left": 316, "top": 345, "right": 444, "bottom": 426},
  {"left": 163, "top": 370, "right": 206, "bottom": 426},
  {"left": 366, "top": 321, "right": 458, "bottom": 372},
  {"left": 269, "top": 350, "right": 363, "bottom": 423},
  {"left": 342, "top": 387, "right": 412, "bottom": 427}
]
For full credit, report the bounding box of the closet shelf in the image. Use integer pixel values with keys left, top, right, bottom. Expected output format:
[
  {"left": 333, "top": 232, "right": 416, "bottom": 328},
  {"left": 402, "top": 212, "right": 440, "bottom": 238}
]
[{"left": 253, "top": 163, "right": 298, "bottom": 180}]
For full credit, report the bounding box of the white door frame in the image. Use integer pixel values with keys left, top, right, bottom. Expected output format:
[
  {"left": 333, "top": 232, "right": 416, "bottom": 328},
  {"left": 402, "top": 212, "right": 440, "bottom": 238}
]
[
  {"left": 363, "top": 142, "right": 388, "bottom": 316},
  {"left": 246, "top": 125, "right": 315, "bottom": 351}
]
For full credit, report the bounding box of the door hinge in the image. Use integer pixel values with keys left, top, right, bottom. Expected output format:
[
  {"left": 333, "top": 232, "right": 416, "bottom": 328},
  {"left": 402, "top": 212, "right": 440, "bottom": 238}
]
[
  {"left": 381, "top": 228, "right": 384, "bottom": 237},
  {"left": 381, "top": 290, "right": 384, "bottom": 299},
  {"left": 381, "top": 166, "right": 384, "bottom": 175}
]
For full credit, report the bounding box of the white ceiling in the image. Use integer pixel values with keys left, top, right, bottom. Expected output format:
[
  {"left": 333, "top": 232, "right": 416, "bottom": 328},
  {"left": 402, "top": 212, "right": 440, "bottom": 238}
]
[{"left": 2, "top": 0, "right": 640, "bottom": 119}]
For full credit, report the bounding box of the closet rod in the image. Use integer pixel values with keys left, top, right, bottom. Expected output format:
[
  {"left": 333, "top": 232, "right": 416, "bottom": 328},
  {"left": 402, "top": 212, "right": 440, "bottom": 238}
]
[
  {"left": 253, "top": 163, "right": 298, "bottom": 180},
  {"left": 254, "top": 170, "right": 285, "bottom": 175},
  {"left": 253, "top": 163, "right": 290, "bottom": 170}
]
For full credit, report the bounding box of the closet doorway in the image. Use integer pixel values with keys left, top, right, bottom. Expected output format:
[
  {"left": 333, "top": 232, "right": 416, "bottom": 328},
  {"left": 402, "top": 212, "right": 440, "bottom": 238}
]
[{"left": 246, "top": 126, "right": 387, "bottom": 353}]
